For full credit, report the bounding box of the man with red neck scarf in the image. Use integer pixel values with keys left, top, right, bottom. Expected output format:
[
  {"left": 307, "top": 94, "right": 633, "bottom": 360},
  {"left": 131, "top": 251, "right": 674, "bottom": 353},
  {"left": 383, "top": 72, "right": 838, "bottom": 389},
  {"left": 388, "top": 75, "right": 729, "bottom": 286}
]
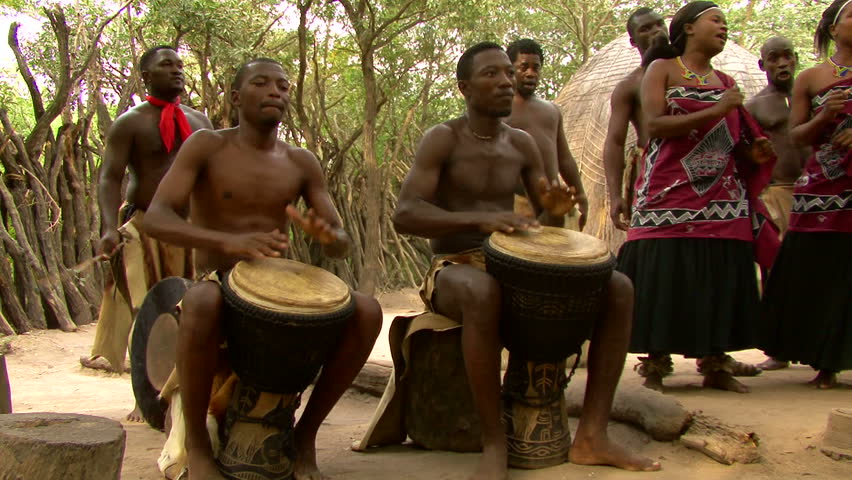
[{"left": 81, "top": 46, "right": 212, "bottom": 422}]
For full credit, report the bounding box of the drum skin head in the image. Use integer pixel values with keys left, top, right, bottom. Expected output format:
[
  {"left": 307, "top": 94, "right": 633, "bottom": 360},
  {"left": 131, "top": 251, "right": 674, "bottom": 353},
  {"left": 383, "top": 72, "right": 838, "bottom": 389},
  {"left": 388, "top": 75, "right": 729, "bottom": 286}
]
[
  {"left": 130, "top": 276, "right": 194, "bottom": 431},
  {"left": 488, "top": 226, "right": 611, "bottom": 265},
  {"left": 228, "top": 258, "right": 351, "bottom": 314},
  {"left": 146, "top": 313, "right": 179, "bottom": 391}
]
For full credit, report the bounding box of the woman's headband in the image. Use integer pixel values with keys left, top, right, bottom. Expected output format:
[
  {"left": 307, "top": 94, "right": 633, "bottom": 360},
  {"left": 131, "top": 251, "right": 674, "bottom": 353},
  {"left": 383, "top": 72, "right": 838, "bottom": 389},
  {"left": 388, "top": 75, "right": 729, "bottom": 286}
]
[
  {"left": 835, "top": 0, "right": 852, "bottom": 25},
  {"left": 671, "top": 4, "right": 721, "bottom": 46},
  {"left": 693, "top": 6, "right": 722, "bottom": 21}
]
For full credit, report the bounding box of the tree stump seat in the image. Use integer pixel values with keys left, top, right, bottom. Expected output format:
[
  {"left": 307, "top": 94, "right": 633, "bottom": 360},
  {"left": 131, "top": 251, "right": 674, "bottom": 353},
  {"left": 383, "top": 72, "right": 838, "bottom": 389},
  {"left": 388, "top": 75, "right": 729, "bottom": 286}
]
[
  {"left": 404, "top": 327, "right": 482, "bottom": 452},
  {"left": 0, "top": 412, "right": 126, "bottom": 480}
]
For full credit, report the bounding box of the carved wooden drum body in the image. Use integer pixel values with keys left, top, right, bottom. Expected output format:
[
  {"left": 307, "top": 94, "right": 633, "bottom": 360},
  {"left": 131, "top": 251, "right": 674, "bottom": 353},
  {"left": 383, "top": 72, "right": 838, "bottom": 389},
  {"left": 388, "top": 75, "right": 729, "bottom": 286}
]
[
  {"left": 218, "top": 258, "right": 354, "bottom": 480},
  {"left": 484, "top": 227, "right": 615, "bottom": 469}
]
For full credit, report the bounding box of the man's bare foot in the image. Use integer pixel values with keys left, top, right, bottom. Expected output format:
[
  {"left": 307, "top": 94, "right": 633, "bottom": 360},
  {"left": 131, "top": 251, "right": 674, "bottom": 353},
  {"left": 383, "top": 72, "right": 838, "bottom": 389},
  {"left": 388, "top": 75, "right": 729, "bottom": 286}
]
[
  {"left": 126, "top": 403, "right": 144, "bottom": 423},
  {"left": 570, "top": 434, "right": 661, "bottom": 471},
  {"left": 187, "top": 450, "right": 226, "bottom": 480},
  {"left": 641, "top": 372, "right": 664, "bottom": 392},
  {"left": 294, "top": 430, "right": 330, "bottom": 480},
  {"left": 808, "top": 370, "right": 838, "bottom": 389},
  {"left": 469, "top": 443, "right": 508, "bottom": 480},
  {"left": 80, "top": 355, "right": 114, "bottom": 372},
  {"left": 703, "top": 370, "right": 749, "bottom": 393},
  {"left": 79, "top": 355, "right": 130, "bottom": 373},
  {"left": 757, "top": 357, "right": 789, "bottom": 371}
]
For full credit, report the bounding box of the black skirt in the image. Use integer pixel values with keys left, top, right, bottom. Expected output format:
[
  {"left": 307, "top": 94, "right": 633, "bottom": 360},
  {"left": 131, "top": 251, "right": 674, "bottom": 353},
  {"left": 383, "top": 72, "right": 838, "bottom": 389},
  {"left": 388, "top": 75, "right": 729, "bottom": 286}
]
[
  {"left": 617, "top": 237, "right": 760, "bottom": 357},
  {"left": 761, "top": 231, "right": 852, "bottom": 372}
]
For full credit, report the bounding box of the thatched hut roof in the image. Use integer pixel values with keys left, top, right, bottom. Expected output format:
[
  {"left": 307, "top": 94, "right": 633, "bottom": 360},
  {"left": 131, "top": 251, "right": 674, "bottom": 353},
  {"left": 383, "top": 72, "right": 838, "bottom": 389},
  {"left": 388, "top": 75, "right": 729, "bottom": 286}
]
[{"left": 555, "top": 34, "right": 767, "bottom": 251}]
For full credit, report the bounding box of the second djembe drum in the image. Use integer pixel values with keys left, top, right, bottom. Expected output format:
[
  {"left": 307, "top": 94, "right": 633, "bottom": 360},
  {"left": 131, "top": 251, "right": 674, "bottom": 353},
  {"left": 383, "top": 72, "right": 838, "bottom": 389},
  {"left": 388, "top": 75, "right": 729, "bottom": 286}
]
[
  {"left": 484, "top": 226, "right": 615, "bottom": 469},
  {"left": 217, "top": 258, "right": 355, "bottom": 480}
]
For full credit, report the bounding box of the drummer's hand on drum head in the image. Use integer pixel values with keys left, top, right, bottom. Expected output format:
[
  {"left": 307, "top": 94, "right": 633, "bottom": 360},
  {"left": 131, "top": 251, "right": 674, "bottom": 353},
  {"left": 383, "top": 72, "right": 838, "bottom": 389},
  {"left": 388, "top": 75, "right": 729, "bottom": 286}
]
[
  {"left": 537, "top": 177, "right": 576, "bottom": 217},
  {"left": 286, "top": 205, "right": 342, "bottom": 245},
  {"left": 478, "top": 212, "right": 540, "bottom": 234},
  {"left": 222, "top": 229, "right": 289, "bottom": 260}
]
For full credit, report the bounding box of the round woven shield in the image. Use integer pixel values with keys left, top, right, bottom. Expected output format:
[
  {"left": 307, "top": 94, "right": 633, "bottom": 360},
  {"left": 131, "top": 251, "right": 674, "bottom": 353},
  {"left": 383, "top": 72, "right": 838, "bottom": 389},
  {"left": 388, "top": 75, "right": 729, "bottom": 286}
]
[
  {"left": 488, "top": 226, "right": 612, "bottom": 266},
  {"left": 227, "top": 258, "right": 351, "bottom": 314}
]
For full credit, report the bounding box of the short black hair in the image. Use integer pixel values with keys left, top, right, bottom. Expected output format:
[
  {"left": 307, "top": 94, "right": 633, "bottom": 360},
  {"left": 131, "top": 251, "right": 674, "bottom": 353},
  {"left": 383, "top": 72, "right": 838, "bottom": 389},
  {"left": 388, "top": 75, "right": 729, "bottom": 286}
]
[
  {"left": 506, "top": 38, "right": 544, "bottom": 64},
  {"left": 232, "top": 57, "right": 284, "bottom": 89},
  {"left": 139, "top": 45, "right": 177, "bottom": 72},
  {"left": 456, "top": 42, "right": 504, "bottom": 81},
  {"left": 816, "top": 0, "right": 852, "bottom": 58},
  {"left": 627, "top": 7, "right": 655, "bottom": 39},
  {"left": 760, "top": 36, "right": 795, "bottom": 60}
]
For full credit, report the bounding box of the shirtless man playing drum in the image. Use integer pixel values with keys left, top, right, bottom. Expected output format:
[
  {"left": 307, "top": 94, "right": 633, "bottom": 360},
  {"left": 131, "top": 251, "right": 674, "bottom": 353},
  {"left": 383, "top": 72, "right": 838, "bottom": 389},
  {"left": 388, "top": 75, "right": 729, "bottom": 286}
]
[
  {"left": 393, "top": 42, "right": 660, "bottom": 480},
  {"left": 144, "top": 58, "right": 382, "bottom": 480}
]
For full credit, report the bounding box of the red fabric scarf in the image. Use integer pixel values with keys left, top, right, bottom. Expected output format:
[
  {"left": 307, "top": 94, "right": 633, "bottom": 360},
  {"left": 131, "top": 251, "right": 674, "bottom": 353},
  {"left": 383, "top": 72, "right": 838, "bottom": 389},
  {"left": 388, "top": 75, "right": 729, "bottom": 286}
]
[
  {"left": 146, "top": 96, "right": 192, "bottom": 153},
  {"left": 720, "top": 74, "right": 781, "bottom": 269}
]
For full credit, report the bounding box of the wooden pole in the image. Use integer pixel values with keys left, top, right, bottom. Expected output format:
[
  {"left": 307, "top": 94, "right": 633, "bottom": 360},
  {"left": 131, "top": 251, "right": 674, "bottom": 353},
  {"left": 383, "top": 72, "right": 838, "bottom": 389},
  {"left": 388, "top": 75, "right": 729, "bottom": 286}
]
[{"left": 0, "top": 354, "right": 11, "bottom": 414}]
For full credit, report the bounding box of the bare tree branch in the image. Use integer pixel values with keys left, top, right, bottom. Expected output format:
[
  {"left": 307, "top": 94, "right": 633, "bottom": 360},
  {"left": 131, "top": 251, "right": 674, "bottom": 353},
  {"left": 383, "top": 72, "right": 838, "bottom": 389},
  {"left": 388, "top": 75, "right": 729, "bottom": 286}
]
[
  {"left": 23, "top": 2, "right": 131, "bottom": 163},
  {"left": 8, "top": 23, "right": 46, "bottom": 120},
  {"left": 251, "top": 12, "right": 287, "bottom": 49}
]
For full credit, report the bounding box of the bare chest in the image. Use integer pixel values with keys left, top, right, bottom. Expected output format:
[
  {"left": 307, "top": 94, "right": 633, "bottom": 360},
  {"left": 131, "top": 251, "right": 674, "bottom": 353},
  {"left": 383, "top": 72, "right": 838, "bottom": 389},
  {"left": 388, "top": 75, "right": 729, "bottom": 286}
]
[
  {"left": 752, "top": 98, "right": 790, "bottom": 132},
  {"left": 441, "top": 143, "right": 526, "bottom": 200},
  {"left": 129, "top": 114, "right": 208, "bottom": 165},
  {"left": 505, "top": 106, "right": 558, "bottom": 138},
  {"left": 203, "top": 149, "right": 303, "bottom": 210}
]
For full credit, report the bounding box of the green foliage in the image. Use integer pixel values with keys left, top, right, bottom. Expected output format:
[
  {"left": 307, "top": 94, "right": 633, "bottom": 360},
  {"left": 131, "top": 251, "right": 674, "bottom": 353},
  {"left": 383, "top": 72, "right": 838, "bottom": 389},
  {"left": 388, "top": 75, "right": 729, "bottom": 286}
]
[
  {"left": 0, "top": 0, "right": 837, "bottom": 291},
  {"left": 0, "top": 0, "right": 26, "bottom": 11},
  {"left": 3, "top": 0, "right": 833, "bottom": 142},
  {"left": 0, "top": 70, "right": 34, "bottom": 132},
  {"left": 721, "top": 0, "right": 826, "bottom": 70}
]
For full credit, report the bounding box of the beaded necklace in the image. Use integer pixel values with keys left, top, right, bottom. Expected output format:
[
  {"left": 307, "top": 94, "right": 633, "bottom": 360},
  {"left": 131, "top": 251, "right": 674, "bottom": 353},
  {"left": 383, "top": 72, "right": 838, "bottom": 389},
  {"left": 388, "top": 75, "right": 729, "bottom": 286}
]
[
  {"left": 469, "top": 129, "right": 494, "bottom": 141},
  {"left": 828, "top": 56, "right": 852, "bottom": 78},
  {"left": 677, "top": 56, "right": 713, "bottom": 86}
]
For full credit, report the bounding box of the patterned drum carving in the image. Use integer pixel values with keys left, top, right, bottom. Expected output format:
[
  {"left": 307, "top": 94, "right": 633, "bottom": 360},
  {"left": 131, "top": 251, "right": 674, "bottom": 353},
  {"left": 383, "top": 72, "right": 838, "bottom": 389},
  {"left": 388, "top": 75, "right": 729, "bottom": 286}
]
[
  {"left": 502, "top": 356, "right": 571, "bottom": 469},
  {"left": 218, "top": 382, "right": 299, "bottom": 480}
]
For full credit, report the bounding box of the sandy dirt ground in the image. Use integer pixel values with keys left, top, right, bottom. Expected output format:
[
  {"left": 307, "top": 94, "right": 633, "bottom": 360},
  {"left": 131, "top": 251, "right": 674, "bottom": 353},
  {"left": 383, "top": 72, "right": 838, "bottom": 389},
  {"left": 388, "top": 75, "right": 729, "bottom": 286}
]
[{"left": 3, "top": 288, "right": 851, "bottom": 480}]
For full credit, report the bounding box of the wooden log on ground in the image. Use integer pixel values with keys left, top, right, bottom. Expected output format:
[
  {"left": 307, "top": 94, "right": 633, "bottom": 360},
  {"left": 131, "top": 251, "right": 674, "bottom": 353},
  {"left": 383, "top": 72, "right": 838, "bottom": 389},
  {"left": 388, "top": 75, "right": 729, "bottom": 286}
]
[
  {"left": 564, "top": 381, "right": 692, "bottom": 441},
  {"left": 680, "top": 413, "right": 760, "bottom": 465},
  {"left": 351, "top": 360, "right": 392, "bottom": 397},
  {"left": 0, "top": 412, "right": 126, "bottom": 479},
  {"left": 0, "top": 355, "right": 10, "bottom": 414}
]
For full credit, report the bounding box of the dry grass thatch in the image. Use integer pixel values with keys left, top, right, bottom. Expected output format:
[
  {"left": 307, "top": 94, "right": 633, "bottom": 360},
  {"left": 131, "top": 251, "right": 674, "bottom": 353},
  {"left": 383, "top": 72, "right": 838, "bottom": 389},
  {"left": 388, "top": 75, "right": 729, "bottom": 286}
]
[{"left": 555, "top": 34, "right": 767, "bottom": 252}]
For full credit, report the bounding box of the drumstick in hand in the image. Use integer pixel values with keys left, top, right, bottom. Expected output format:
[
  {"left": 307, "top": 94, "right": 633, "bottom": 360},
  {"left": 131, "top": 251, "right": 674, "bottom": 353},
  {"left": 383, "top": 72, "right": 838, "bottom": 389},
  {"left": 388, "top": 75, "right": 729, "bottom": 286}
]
[
  {"left": 286, "top": 205, "right": 339, "bottom": 245},
  {"left": 37, "top": 239, "right": 128, "bottom": 286}
]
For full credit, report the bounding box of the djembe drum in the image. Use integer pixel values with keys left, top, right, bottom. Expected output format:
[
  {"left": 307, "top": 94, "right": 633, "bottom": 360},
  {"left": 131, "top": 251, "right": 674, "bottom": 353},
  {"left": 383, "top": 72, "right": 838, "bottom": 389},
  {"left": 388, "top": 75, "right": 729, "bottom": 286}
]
[
  {"left": 484, "top": 226, "right": 615, "bottom": 469},
  {"left": 216, "top": 258, "right": 355, "bottom": 480}
]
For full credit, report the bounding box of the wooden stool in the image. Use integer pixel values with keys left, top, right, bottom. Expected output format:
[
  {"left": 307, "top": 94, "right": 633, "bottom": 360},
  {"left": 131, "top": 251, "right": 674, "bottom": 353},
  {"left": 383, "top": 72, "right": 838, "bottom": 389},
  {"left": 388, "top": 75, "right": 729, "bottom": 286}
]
[
  {"left": 822, "top": 408, "right": 852, "bottom": 461},
  {"left": 404, "top": 327, "right": 481, "bottom": 452},
  {"left": 0, "top": 413, "right": 125, "bottom": 479}
]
